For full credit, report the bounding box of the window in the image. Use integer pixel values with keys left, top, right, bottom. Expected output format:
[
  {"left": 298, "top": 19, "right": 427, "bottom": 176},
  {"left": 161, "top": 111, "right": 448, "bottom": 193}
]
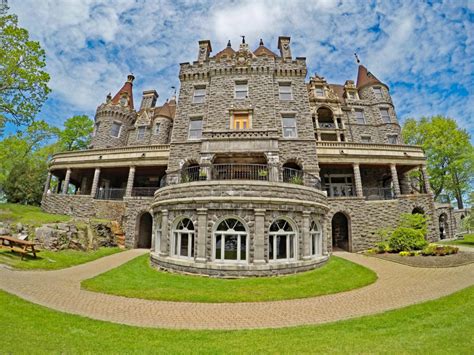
[
  {"left": 193, "top": 86, "right": 206, "bottom": 104},
  {"left": 323, "top": 175, "right": 354, "bottom": 197},
  {"left": 387, "top": 135, "right": 398, "bottom": 144},
  {"left": 347, "top": 91, "right": 357, "bottom": 100},
  {"left": 110, "top": 122, "right": 122, "bottom": 138},
  {"left": 214, "top": 218, "right": 248, "bottom": 262},
  {"left": 136, "top": 126, "right": 146, "bottom": 140},
  {"left": 373, "top": 87, "right": 383, "bottom": 99},
  {"left": 172, "top": 218, "right": 195, "bottom": 259},
  {"left": 282, "top": 115, "right": 297, "bottom": 138},
  {"left": 154, "top": 122, "right": 161, "bottom": 135},
  {"left": 233, "top": 113, "right": 250, "bottom": 129},
  {"left": 188, "top": 118, "right": 203, "bottom": 140},
  {"left": 380, "top": 108, "right": 390, "bottom": 123},
  {"left": 92, "top": 122, "right": 100, "bottom": 137},
  {"left": 314, "top": 86, "right": 324, "bottom": 97},
  {"left": 279, "top": 83, "right": 293, "bottom": 100},
  {"left": 354, "top": 109, "right": 365, "bottom": 124},
  {"left": 269, "top": 219, "right": 296, "bottom": 261},
  {"left": 235, "top": 81, "right": 248, "bottom": 99},
  {"left": 310, "top": 221, "right": 322, "bottom": 256},
  {"left": 361, "top": 136, "right": 371, "bottom": 143}
]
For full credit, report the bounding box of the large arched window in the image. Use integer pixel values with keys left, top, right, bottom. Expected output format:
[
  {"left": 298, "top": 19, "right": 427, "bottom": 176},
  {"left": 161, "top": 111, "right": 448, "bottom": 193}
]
[
  {"left": 214, "top": 218, "right": 248, "bottom": 262},
  {"left": 269, "top": 218, "right": 297, "bottom": 261},
  {"left": 310, "top": 221, "right": 322, "bottom": 256},
  {"left": 172, "top": 218, "right": 195, "bottom": 258}
]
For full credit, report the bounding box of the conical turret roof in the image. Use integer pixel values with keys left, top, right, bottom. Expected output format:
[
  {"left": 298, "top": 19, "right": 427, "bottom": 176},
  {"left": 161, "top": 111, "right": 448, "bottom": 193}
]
[{"left": 111, "top": 74, "right": 135, "bottom": 109}]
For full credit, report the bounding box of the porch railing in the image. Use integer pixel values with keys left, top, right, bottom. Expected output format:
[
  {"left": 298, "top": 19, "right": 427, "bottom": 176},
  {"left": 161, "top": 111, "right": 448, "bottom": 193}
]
[
  {"left": 212, "top": 164, "right": 269, "bottom": 181},
  {"left": 363, "top": 187, "right": 394, "bottom": 200},
  {"left": 181, "top": 166, "right": 202, "bottom": 183},
  {"left": 95, "top": 188, "right": 125, "bottom": 200},
  {"left": 131, "top": 187, "right": 160, "bottom": 197}
]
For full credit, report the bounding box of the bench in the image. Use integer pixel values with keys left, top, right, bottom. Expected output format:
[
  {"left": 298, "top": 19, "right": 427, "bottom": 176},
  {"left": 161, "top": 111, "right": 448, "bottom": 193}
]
[{"left": 0, "top": 235, "right": 38, "bottom": 260}]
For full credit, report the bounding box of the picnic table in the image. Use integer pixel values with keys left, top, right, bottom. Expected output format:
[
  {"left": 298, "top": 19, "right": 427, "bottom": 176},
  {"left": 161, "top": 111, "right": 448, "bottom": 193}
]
[{"left": 0, "top": 235, "right": 38, "bottom": 260}]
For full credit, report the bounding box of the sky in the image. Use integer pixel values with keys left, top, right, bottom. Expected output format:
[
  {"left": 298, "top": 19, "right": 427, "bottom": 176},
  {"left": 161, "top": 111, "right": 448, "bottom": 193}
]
[{"left": 7, "top": 0, "right": 474, "bottom": 139}]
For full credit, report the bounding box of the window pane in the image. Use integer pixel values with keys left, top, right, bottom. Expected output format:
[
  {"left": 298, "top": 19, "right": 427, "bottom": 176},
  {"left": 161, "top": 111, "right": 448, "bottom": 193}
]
[
  {"left": 289, "top": 235, "right": 294, "bottom": 258},
  {"left": 155, "top": 123, "right": 160, "bottom": 134},
  {"left": 283, "top": 128, "right": 296, "bottom": 138},
  {"left": 180, "top": 233, "right": 189, "bottom": 257},
  {"left": 240, "top": 235, "right": 247, "bottom": 260},
  {"left": 315, "top": 87, "right": 324, "bottom": 96},
  {"left": 311, "top": 235, "right": 316, "bottom": 255},
  {"left": 137, "top": 127, "right": 145, "bottom": 140},
  {"left": 190, "top": 234, "right": 195, "bottom": 257},
  {"left": 110, "top": 122, "right": 121, "bottom": 137},
  {"left": 269, "top": 235, "right": 274, "bottom": 259},
  {"left": 279, "top": 84, "right": 292, "bottom": 100},
  {"left": 193, "top": 88, "right": 206, "bottom": 104},
  {"left": 224, "top": 235, "right": 238, "bottom": 260},
  {"left": 374, "top": 87, "right": 383, "bottom": 98},
  {"left": 174, "top": 233, "right": 178, "bottom": 256},
  {"left": 235, "top": 83, "right": 248, "bottom": 99},
  {"left": 276, "top": 235, "right": 287, "bottom": 259},
  {"left": 189, "top": 119, "right": 203, "bottom": 139},
  {"left": 215, "top": 235, "right": 222, "bottom": 259}
]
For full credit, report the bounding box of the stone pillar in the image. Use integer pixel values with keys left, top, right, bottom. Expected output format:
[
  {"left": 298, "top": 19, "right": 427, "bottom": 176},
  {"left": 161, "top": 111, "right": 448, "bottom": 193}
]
[
  {"left": 390, "top": 163, "right": 401, "bottom": 198},
  {"left": 90, "top": 168, "right": 101, "bottom": 197},
  {"left": 43, "top": 172, "right": 52, "bottom": 195},
  {"left": 399, "top": 172, "right": 411, "bottom": 195},
  {"left": 253, "top": 209, "right": 266, "bottom": 264},
  {"left": 62, "top": 168, "right": 71, "bottom": 194},
  {"left": 196, "top": 208, "right": 208, "bottom": 262},
  {"left": 125, "top": 166, "right": 136, "bottom": 197},
  {"left": 160, "top": 210, "right": 169, "bottom": 256},
  {"left": 353, "top": 163, "right": 363, "bottom": 197},
  {"left": 302, "top": 210, "right": 311, "bottom": 260},
  {"left": 421, "top": 165, "right": 433, "bottom": 194}
]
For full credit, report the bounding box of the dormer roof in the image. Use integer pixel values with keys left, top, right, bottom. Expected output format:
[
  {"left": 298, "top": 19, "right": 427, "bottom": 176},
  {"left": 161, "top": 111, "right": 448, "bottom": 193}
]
[
  {"left": 215, "top": 40, "right": 236, "bottom": 59},
  {"left": 253, "top": 39, "right": 277, "bottom": 57},
  {"left": 111, "top": 74, "right": 135, "bottom": 109},
  {"left": 154, "top": 99, "right": 176, "bottom": 119}
]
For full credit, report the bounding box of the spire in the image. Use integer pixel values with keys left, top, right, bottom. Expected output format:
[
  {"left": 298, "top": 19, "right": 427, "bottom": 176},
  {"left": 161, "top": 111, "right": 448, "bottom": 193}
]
[
  {"left": 240, "top": 35, "right": 245, "bottom": 44},
  {"left": 110, "top": 74, "right": 135, "bottom": 109},
  {"left": 356, "top": 65, "right": 383, "bottom": 89}
]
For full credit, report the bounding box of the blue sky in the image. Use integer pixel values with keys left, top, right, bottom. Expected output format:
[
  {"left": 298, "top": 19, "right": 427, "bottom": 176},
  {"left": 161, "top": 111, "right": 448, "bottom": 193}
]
[{"left": 7, "top": 0, "right": 474, "bottom": 139}]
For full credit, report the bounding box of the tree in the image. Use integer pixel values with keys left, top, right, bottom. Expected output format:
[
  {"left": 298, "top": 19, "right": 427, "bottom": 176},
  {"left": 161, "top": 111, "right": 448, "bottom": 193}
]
[
  {"left": 58, "top": 115, "right": 93, "bottom": 151},
  {"left": 402, "top": 116, "right": 473, "bottom": 209},
  {"left": 0, "top": 10, "right": 50, "bottom": 133}
]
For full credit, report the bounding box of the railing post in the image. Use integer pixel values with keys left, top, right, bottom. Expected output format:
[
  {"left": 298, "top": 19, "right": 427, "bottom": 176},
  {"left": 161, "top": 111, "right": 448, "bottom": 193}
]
[
  {"left": 43, "top": 171, "right": 52, "bottom": 195},
  {"left": 125, "top": 166, "right": 135, "bottom": 197},
  {"left": 390, "top": 163, "right": 401, "bottom": 198},
  {"left": 90, "top": 168, "right": 101, "bottom": 197},
  {"left": 253, "top": 209, "right": 266, "bottom": 264},
  {"left": 62, "top": 168, "right": 71, "bottom": 194},
  {"left": 353, "top": 163, "right": 363, "bottom": 197}
]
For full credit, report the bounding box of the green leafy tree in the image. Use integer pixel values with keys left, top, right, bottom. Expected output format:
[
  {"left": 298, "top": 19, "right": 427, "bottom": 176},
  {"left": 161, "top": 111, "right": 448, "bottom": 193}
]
[
  {"left": 0, "top": 10, "right": 50, "bottom": 132},
  {"left": 402, "top": 116, "right": 473, "bottom": 209},
  {"left": 58, "top": 115, "right": 93, "bottom": 151}
]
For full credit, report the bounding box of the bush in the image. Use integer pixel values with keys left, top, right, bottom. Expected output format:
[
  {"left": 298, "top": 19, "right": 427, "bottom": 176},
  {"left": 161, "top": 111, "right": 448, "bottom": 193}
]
[
  {"left": 421, "top": 244, "right": 459, "bottom": 256},
  {"left": 399, "top": 213, "right": 428, "bottom": 236},
  {"left": 375, "top": 241, "right": 391, "bottom": 253},
  {"left": 399, "top": 251, "right": 411, "bottom": 256},
  {"left": 388, "top": 227, "right": 428, "bottom": 252}
]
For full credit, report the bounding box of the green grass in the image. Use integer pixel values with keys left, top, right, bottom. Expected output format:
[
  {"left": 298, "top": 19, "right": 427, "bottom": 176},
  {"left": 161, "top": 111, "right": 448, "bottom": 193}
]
[
  {"left": 82, "top": 255, "right": 377, "bottom": 303},
  {"left": 439, "top": 233, "right": 474, "bottom": 248},
  {"left": 0, "top": 203, "right": 70, "bottom": 226},
  {"left": 0, "top": 247, "right": 122, "bottom": 270},
  {"left": 1, "top": 286, "right": 472, "bottom": 353}
]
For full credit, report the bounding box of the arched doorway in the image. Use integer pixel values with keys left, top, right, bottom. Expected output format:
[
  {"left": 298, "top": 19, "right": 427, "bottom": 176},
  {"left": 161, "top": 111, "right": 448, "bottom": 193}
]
[
  {"left": 439, "top": 213, "right": 448, "bottom": 240},
  {"left": 332, "top": 212, "right": 350, "bottom": 251},
  {"left": 412, "top": 207, "right": 425, "bottom": 215},
  {"left": 137, "top": 212, "right": 153, "bottom": 248}
]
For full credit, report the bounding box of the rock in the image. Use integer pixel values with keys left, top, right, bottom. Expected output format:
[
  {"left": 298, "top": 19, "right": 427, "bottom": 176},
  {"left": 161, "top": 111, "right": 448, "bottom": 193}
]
[
  {"left": 0, "top": 227, "right": 9, "bottom": 236},
  {"left": 15, "top": 223, "right": 24, "bottom": 233}
]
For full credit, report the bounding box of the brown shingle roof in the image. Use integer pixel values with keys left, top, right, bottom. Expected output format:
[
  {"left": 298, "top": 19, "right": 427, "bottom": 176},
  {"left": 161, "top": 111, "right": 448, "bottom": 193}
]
[
  {"left": 356, "top": 65, "right": 383, "bottom": 89},
  {"left": 111, "top": 74, "right": 134, "bottom": 109},
  {"left": 329, "top": 84, "right": 345, "bottom": 101},
  {"left": 215, "top": 41, "right": 235, "bottom": 59},
  {"left": 253, "top": 39, "right": 277, "bottom": 57},
  {"left": 154, "top": 99, "right": 176, "bottom": 119}
]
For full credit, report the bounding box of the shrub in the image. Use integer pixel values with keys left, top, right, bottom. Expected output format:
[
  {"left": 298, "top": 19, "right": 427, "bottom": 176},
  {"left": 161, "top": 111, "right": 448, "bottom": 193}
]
[
  {"left": 399, "top": 213, "right": 428, "bottom": 236},
  {"left": 375, "top": 241, "right": 391, "bottom": 253},
  {"left": 388, "top": 227, "right": 428, "bottom": 252},
  {"left": 399, "top": 251, "right": 411, "bottom": 256},
  {"left": 421, "top": 244, "right": 459, "bottom": 256}
]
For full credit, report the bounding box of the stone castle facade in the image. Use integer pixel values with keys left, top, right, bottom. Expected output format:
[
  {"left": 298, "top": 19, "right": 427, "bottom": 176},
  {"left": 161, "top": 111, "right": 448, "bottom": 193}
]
[{"left": 41, "top": 36, "right": 455, "bottom": 276}]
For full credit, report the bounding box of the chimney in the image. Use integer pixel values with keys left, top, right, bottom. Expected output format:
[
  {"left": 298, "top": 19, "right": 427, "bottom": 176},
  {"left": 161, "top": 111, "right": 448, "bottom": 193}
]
[
  {"left": 277, "top": 36, "right": 292, "bottom": 60},
  {"left": 140, "top": 90, "right": 158, "bottom": 110},
  {"left": 197, "top": 40, "right": 212, "bottom": 62}
]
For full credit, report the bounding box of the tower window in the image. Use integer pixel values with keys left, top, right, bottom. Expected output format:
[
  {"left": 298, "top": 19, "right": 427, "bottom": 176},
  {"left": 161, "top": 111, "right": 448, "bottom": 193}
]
[
  {"left": 282, "top": 115, "right": 297, "bottom": 138},
  {"left": 314, "top": 86, "right": 324, "bottom": 97},
  {"left": 235, "top": 81, "right": 248, "bottom": 99},
  {"left": 193, "top": 86, "right": 206, "bottom": 104},
  {"left": 361, "top": 136, "right": 372, "bottom": 143},
  {"left": 233, "top": 113, "right": 250, "bottom": 129},
  {"left": 354, "top": 109, "right": 365, "bottom": 124},
  {"left": 279, "top": 83, "right": 293, "bottom": 100},
  {"left": 92, "top": 122, "right": 100, "bottom": 137},
  {"left": 110, "top": 122, "right": 122, "bottom": 138},
  {"left": 188, "top": 118, "right": 203, "bottom": 140},
  {"left": 137, "top": 126, "right": 146, "bottom": 141},
  {"left": 154, "top": 122, "right": 161, "bottom": 135},
  {"left": 380, "top": 108, "right": 390, "bottom": 123},
  {"left": 373, "top": 87, "right": 383, "bottom": 99},
  {"left": 387, "top": 135, "right": 398, "bottom": 144}
]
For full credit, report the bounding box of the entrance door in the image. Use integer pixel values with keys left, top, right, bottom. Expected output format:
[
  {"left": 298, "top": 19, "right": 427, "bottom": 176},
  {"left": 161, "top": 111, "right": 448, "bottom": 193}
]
[
  {"left": 137, "top": 213, "right": 153, "bottom": 248},
  {"left": 332, "top": 212, "right": 350, "bottom": 251}
]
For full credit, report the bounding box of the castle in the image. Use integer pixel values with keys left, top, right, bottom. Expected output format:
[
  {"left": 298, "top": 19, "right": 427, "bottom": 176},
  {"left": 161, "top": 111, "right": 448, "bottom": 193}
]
[{"left": 41, "top": 36, "right": 455, "bottom": 276}]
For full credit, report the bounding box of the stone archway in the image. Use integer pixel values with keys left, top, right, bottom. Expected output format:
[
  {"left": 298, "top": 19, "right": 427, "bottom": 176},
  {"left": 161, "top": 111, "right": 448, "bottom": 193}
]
[
  {"left": 332, "top": 212, "right": 350, "bottom": 251},
  {"left": 137, "top": 212, "right": 153, "bottom": 249}
]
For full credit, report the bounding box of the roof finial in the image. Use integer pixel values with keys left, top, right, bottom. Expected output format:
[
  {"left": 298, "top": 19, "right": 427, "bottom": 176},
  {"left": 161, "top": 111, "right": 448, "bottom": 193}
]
[
  {"left": 259, "top": 38, "right": 264, "bottom": 46},
  {"left": 227, "top": 40, "right": 231, "bottom": 47},
  {"left": 127, "top": 73, "right": 135, "bottom": 83},
  {"left": 240, "top": 35, "right": 245, "bottom": 44},
  {"left": 171, "top": 86, "right": 176, "bottom": 96},
  {"left": 354, "top": 52, "right": 361, "bottom": 64}
]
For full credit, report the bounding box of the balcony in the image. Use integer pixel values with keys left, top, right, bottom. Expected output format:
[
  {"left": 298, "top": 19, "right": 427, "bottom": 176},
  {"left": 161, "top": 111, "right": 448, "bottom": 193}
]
[
  {"left": 318, "top": 122, "right": 337, "bottom": 129},
  {"left": 363, "top": 187, "right": 394, "bottom": 201},
  {"left": 95, "top": 188, "right": 125, "bottom": 200}
]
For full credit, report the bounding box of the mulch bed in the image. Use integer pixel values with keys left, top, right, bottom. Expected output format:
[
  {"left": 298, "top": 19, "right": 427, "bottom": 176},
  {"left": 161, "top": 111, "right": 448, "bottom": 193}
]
[{"left": 371, "top": 251, "right": 474, "bottom": 268}]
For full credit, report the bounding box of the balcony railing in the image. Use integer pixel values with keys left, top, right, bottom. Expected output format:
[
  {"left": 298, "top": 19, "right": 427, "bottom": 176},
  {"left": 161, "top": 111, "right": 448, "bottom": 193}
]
[
  {"left": 326, "top": 185, "right": 355, "bottom": 198},
  {"left": 95, "top": 188, "right": 125, "bottom": 200},
  {"left": 131, "top": 187, "right": 160, "bottom": 197},
  {"left": 363, "top": 187, "right": 394, "bottom": 200},
  {"left": 212, "top": 164, "right": 269, "bottom": 181},
  {"left": 318, "top": 122, "right": 336, "bottom": 129},
  {"left": 181, "top": 166, "right": 203, "bottom": 183}
]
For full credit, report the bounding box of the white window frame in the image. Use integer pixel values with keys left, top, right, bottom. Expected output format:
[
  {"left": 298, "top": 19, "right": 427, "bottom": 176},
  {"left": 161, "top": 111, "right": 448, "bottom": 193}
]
[
  {"left": 188, "top": 117, "right": 203, "bottom": 140},
  {"left": 269, "top": 219, "right": 297, "bottom": 262},
  {"left": 279, "top": 82, "right": 293, "bottom": 100},
  {"left": 110, "top": 121, "right": 122, "bottom": 138},
  {"left": 282, "top": 114, "right": 297, "bottom": 138},
  {"left": 373, "top": 87, "right": 383, "bottom": 99},
  {"left": 193, "top": 86, "right": 206, "bottom": 104},
  {"left": 154, "top": 122, "right": 161, "bottom": 135},
  {"left": 310, "top": 221, "right": 323, "bottom": 256},
  {"left": 387, "top": 135, "right": 398, "bottom": 144},
  {"left": 172, "top": 218, "right": 195, "bottom": 259},
  {"left": 136, "top": 126, "right": 146, "bottom": 141},
  {"left": 361, "top": 135, "right": 372, "bottom": 143},
  {"left": 354, "top": 109, "right": 365, "bottom": 124},
  {"left": 380, "top": 108, "right": 390, "bottom": 123},
  {"left": 234, "top": 81, "right": 248, "bottom": 99},
  {"left": 213, "top": 218, "right": 249, "bottom": 263},
  {"left": 314, "top": 86, "right": 324, "bottom": 97}
]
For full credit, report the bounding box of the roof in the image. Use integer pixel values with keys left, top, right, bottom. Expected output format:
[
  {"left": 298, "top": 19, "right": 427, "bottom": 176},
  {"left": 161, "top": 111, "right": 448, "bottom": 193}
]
[
  {"left": 328, "top": 84, "right": 345, "bottom": 101},
  {"left": 215, "top": 41, "right": 236, "bottom": 59},
  {"left": 111, "top": 74, "right": 135, "bottom": 109},
  {"left": 356, "top": 65, "right": 384, "bottom": 89},
  {"left": 154, "top": 99, "right": 176, "bottom": 119},
  {"left": 253, "top": 39, "right": 277, "bottom": 57}
]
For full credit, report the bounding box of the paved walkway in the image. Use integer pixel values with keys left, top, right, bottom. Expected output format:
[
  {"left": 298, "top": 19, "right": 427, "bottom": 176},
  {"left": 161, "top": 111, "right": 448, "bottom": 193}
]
[{"left": 0, "top": 249, "right": 473, "bottom": 330}]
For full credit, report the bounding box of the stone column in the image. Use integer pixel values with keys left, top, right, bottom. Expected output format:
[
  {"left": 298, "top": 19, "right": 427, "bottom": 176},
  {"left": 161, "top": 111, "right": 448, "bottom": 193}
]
[
  {"left": 390, "top": 163, "right": 401, "bottom": 198},
  {"left": 43, "top": 172, "right": 52, "bottom": 195},
  {"left": 253, "top": 209, "right": 266, "bottom": 264},
  {"left": 302, "top": 210, "right": 311, "bottom": 260},
  {"left": 196, "top": 208, "right": 208, "bottom": 262},
  {"left": 62, "top": 168, "right": 71, "bottom": 194},
  {"left": 399, "top": 172, "right": 411, "bottom": 195},
  {"left": 353, "top": 163, "right": 363, "bottom": 197},
  {"left": 90, "top": 168, "right": 101, "bottom": 197},
  {"left": 125, "top": 166, "right": 136, "bottom": 197},
  {"left": 421, "top": 165, "right": 433, "bottom": 194},
  {"left": 160, "top": 210, "right": 169, "bottom": 256}
]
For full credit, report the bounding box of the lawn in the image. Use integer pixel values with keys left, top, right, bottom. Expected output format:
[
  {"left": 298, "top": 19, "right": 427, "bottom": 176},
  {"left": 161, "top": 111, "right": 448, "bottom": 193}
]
[
  {"left": 1, "top": 286, "right": 472, "bottom": 353},
  {"left": 82, "top": 255, "right": 377, "bottom": 303},
  {"left": 0, "top": 247, "right": 122, "bottom": 270},
  {"left": 0, "top": 203, "right": 70, "bottom": 226},
  {"left": 439, "top": 234, "right": 474, "bottom": 248}
]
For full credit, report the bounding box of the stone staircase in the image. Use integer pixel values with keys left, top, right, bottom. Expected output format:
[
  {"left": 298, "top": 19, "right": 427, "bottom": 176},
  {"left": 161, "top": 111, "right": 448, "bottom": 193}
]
[{"left": 111, "top": 221, "right": 126, "bottom": 249}]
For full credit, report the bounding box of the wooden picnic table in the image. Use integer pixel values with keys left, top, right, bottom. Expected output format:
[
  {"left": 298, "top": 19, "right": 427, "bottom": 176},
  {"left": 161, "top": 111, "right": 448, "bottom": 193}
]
[{"left": 0, "top": 235, "right": 38, "bottom": 260}]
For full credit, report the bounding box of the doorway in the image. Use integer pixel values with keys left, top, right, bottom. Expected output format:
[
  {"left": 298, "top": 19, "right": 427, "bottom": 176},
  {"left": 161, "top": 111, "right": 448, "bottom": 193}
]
[
  {"left": 332, "top": 212, "right": 350, "bottom": 251},
  {"left": 137, "top": 212, "right": 153, "bottom": 248}
]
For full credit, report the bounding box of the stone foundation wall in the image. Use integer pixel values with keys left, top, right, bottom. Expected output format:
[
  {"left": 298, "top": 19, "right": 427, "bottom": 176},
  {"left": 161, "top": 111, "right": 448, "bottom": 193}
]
[{"left": 123, "top": 197, "right": 154, "bottom": 248}]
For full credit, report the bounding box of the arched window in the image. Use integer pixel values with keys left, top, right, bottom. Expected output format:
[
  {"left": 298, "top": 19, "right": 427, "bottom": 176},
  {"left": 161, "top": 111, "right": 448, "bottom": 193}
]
[
  {"left": 269, "top": 219, "right": 296, "bottom": 261},
  {"left": 214, "top": 218, "right": 248, "bottom": 262},
  {"left": 310, "top": 221, "right": 322, "bottom": 256},
  {"left": 172, "top": 218, "right": 195, "bottom": 258}
]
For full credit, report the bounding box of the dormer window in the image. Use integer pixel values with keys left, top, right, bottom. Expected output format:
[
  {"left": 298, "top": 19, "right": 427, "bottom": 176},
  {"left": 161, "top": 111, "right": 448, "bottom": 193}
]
[
  {"left": 314, "top": 86, "right": 324, "bottom": 97},
  {"left": 373, "top": 87, "right": 383, "bottom": 99},
  {"left": 137, "top": 126, "right": 146, "bottom": 141},
  {"left": 235, "top": 81, "right": 248, "bottom": 99},
  {"left": 279, "top": 83, "right": 293, "bottom": 100},
  {"left": 347, "top": 91, "right": 358, "bottom": 100},
  {"left": 193, "top": 86, "right": 206, "bottom": 104},
  {"left": 119, "top": 94, "right": 128, "bottom": 106}
]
